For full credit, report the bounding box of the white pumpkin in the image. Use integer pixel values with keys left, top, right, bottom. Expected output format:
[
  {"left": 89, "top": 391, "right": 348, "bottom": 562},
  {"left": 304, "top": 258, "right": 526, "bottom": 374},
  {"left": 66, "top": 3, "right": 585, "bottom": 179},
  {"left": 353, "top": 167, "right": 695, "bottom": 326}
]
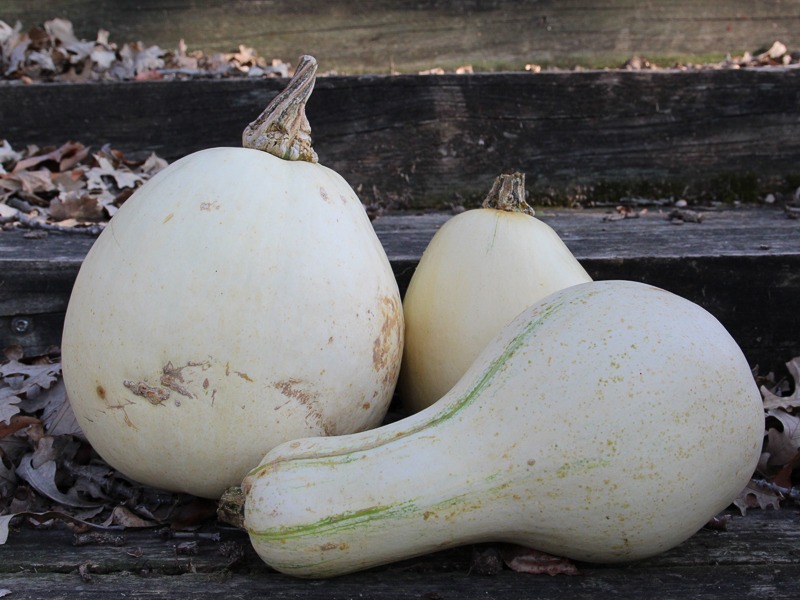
[
  {"left": 400, "top": 172, "right": 591, "bottom": 413},
  {"left": 62, "top": 56, "right": 403, "bottom": 499},
  {"left": 239, "top": 280, "right": 763, "bottom": 578}
]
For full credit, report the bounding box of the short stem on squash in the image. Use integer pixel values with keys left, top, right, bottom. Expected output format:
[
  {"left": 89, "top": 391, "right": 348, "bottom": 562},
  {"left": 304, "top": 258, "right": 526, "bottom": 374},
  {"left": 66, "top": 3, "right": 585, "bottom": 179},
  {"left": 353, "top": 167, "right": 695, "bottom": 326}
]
[
  {"left": 482, "top": 172, "right": 534, "bottom": 216},
  {"left": 242, "top": 55, "right": 319, "bottom": 163},
  {"left": 217, "top": 485, "right": 246, "bottom": 529}
]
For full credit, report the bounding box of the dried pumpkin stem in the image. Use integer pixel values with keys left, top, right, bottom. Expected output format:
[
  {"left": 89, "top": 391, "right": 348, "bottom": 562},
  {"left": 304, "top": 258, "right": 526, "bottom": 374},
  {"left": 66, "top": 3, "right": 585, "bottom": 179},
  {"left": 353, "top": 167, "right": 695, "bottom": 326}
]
[
  {"left": 242, "top": 55, "right": 319, "bottom": 163},
  {"left": 217, "top": 485, "right": 246, "bottom": 530},
  {"left": 482, "top": 172, "right": 535, "bottom": 216}
]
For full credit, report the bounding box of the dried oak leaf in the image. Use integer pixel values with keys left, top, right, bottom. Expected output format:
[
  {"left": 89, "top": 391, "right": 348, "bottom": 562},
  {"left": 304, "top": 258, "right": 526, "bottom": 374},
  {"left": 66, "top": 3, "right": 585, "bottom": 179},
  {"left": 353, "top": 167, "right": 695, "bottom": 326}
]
[
  {"left": 763, "top": 409, "right": 800, "bottom": 469},
  {"left": 499, "top": 544, "right": 579, "bottom": 576},
  {"left": 471, "top": 544, "right": 578, "bottom": 576},
  {"left": 103, "top": 505, "right": 157, "bottom": 529},
  {"left": 733, "top": 479, "right": 782, "bottom": 515},
  {"left": 15, "top": 454, "right": 103, "bottom": 509},
  {"left": 0, "top": 390, "right": 20, "bottom": 425},
  {"left": 86, "top": 154, "right": 144, "bottom": 191},
  {"left": 0, "top": 449, "right": 16, "bottom": 496},
  {"left": 762, "top": 357, "right": 800, "bottom": 410},
  {"left": 0, "top": 358, "right": 61, "bottom": 408},
  {"left": 40, "top": 381, "right": 84, "bottom": 439},
  {"left": 11, "top": 168, "right": 55, "bottom": 195},
  {"left": 48, "top": 191, "right": 104, "bottom": 221},
  {"left": 0, "top": 357, "right": 60, "bottom": 425},
  {"left": 0, "top": 140, "right": 22, "bottom": 167}
]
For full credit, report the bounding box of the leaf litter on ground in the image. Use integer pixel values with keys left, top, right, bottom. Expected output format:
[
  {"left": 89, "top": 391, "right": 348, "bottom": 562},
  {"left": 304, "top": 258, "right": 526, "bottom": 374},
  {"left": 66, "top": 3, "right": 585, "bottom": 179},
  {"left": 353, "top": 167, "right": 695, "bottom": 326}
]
[
  {"left": 1, "top": 18, "right": 798, "bottom": 85},
  {"left": 1, "top": 140, "right": 167, "bottom": 233}
]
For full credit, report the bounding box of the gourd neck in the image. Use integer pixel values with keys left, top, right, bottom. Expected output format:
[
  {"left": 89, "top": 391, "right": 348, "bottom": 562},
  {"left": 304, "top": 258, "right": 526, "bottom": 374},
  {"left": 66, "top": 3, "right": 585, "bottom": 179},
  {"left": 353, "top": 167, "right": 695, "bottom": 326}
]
[
  {"left": 482, "top": 172, "right": 534, "bottom": 216},
  {"left": 242, "top": 55, "right": 319, "bottom": 163}
]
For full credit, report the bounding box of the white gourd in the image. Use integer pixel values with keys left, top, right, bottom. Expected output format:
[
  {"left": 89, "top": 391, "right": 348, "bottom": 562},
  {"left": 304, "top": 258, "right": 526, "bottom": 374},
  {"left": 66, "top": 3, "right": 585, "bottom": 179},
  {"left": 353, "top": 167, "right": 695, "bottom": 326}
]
[
  {"left": 400, "top": 172, "right": 591, "bottom": 413},
  {"left": 236, "top": 280, "right": 763, "bottom": 578},
  {"left": 61, "top": 57, "right": 403, "bottom": 499}
]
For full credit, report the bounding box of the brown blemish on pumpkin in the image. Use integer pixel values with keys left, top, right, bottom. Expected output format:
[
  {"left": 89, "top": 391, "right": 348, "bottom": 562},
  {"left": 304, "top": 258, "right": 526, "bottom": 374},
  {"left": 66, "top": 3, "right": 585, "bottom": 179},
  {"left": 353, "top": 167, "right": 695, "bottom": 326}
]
[
  {"left": 162, "top": 212, "right": 174, "bottom": 224},
  {"left": 96, "top": 385, "right": 106, "bottom": 400},
  {"left": 319, "top": 542, "right": 350, "bottom": 551},
  {"left": 273, "top": 378, "right": 333, "bottom": 435},
  {"left": 160, "top": 362, "right": 196, "bottom": 399},
  {"left": 319, "top": 542, "right": 338, "bottom": 551},
  {"left": 319, "top": 187, "right": 331, "bottom": 204},
  {"left": 362, "top": 402, "right": 371, "bottom": 410},
  {"left": 123, "top": 361, "right": 212, "bottom": 406},
  {"left": 372, "top": 295, "right": 403, "bottom": 384},
  {"left": 102, "top": 393, "right": 138, "bottom": 429},
  {"left": 200, "top": 201, "right": 220, "bottom": 211},
  {"left": 122, "top": 412, "right": 138, "bottom": 430},
  {"left": 123, "top": 380, "right": 170, "bottom": 405},
  {"left": 274, "top": 378, "right": 313, "bottom": 405},
  {"left": 235, "top": 370, "right": 254, "bottom": 382}
]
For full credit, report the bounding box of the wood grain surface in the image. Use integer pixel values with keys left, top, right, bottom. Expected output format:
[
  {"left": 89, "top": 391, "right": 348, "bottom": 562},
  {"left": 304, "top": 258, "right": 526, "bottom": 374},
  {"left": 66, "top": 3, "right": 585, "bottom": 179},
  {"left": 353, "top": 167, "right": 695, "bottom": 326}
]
[
  {"left": 1, "top": 508, "right": 797, "bottom": 599},
  {"left": 2, "top": 207, "right": 798, "bottom": 368},
  {"left": 3, "top": 69, "right": 799, "bottom": 209},
  {"left": 3, "top": 0, "right": 798, "bottom": 72}
]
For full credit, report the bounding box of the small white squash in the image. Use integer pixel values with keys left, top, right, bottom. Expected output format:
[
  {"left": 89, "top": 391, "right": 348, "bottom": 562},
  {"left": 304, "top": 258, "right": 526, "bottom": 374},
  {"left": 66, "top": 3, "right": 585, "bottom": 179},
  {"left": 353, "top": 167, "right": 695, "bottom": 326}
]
[
  {"left": 400, "top": 172, "right": 591, "bottom": 413},
  {"left": 237, "top": 280, "right": 763, "bottom": 577},
  {"left": 61, "top": 56, "right": 403, "bottom": 499}
]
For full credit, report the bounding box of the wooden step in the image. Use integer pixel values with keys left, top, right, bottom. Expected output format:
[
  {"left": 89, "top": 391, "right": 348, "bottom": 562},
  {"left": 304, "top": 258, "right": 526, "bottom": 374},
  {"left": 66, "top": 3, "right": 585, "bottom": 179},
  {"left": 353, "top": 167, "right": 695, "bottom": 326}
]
[
  {"left": 6, "top": 0, "right": 798, "bottom": 73},
  {"left": 2, "top": 207, "right": 798, "bottom": 370},
  {"left": 3, "top": 68, "right": 799, "bottom": 209},
  {"left": 1, "top": 508, "right": 797, "bottom": 598}
]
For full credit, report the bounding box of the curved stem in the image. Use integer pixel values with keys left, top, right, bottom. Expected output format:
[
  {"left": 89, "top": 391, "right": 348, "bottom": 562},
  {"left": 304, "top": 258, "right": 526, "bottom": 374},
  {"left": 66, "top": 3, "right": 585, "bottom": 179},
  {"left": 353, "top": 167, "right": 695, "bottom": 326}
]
[
  {"left": 482, "top": 172, "right": 535, "bottom": 216},
  {"left": 217, "top": 486, "right": 246, "bottom": 529},
  {"left": 242, "top": 55, "right": 319, "bottom": 163}
]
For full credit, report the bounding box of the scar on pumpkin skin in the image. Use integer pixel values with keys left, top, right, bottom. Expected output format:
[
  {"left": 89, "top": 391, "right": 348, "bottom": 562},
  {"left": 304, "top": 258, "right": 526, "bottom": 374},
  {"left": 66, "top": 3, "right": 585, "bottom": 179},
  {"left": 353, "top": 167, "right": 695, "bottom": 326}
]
[
  {"left": 372, "top": 295, "right": 403, "bottom": 383},
  {"left": 101, "top": 393, "right": 139, "bottom": 429},
  {"left": 161, "top": 361, "right": 197, "bottom": 399},
  {"left": 123, "top": 380, "right": 170, "bottom": 405},
  {"left": 274, "top": 379, "right": 333, "bottom": 435}
]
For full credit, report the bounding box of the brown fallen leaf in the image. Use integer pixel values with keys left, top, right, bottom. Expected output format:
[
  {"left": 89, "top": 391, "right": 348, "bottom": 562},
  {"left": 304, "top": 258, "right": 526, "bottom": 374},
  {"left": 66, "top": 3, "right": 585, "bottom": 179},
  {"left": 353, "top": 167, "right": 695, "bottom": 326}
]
[
  {"left": 704, "top": 514, "right": 732, "bottom": 531},
  {"left": 470, "top": 543, "right": 578, "bottom": 576},
  {"left": 48, "top": 192, "right": 104, "bottom": 221},
  {"left": 499, "top": 544, "right": 579, "bottom": 576},
  {"left": 764, "top": 409, "right": 800, "bottom": 467},
  {"left": 733, "top": 479, "right": 782, "bottom": 515},
  {"left": 103, "top": 505, "right": 157, "bottom": 529},
  {"left": 0, "top": 414, "right": 40, "bottom": 439},
  {"left": 761, "top": 357, "right": 800, "bottom": 410},
  {"left": 15, "top": 454, "right": 103, "bottom": 509}
]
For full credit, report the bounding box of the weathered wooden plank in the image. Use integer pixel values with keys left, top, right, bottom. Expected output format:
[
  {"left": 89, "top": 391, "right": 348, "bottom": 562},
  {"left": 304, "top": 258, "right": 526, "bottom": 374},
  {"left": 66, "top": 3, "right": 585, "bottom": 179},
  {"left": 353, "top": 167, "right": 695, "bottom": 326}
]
[
  {"left": 3, "top": 0, "right": 798, "bottom": 72},
  {"left": 1, "top": 208, "right": 798, "bottom": 367},
  {"left": 3, "top": 565, "right": 800, "bottom": 600},
  {"left": 2, "top": 69, "right": 799, "bottom": 209},
  {"left": 0, "top": 509, "right": 797, "bottom": 598}
]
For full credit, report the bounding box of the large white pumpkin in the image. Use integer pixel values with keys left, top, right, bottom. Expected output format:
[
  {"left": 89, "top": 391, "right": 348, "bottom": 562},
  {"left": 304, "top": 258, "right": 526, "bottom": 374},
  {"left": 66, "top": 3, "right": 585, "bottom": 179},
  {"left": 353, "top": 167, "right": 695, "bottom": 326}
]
[{"left": 61, "top": 57, "right": 403, "bottom": 498}]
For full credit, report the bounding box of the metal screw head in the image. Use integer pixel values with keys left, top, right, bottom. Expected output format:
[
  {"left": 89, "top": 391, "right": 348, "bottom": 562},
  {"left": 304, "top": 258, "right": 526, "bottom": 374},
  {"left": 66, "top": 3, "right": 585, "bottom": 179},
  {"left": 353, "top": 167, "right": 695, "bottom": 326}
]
[{"left": 11, "top": 317, "right": 31, "bottom": 334}]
